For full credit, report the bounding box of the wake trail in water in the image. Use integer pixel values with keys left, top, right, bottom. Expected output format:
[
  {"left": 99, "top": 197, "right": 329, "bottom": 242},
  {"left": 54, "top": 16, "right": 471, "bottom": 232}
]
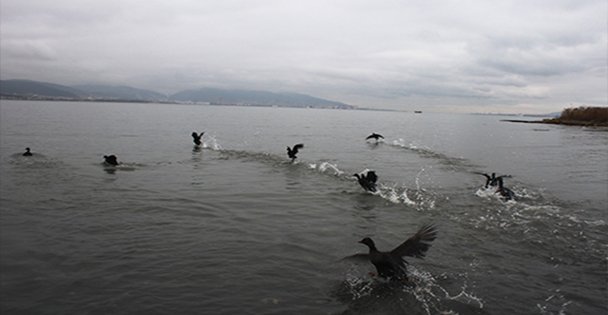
[
  {"left": 388, "top": 138, "right": 475, "bottom": 170},
  {"left": 202, "top": 139, "right": 437, "bottom": 210}
]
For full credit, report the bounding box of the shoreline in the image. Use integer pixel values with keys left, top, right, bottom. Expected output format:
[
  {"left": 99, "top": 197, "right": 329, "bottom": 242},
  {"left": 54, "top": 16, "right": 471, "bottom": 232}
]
[{"left": 502, "top": 119, "right": 608, "bottom": 127}]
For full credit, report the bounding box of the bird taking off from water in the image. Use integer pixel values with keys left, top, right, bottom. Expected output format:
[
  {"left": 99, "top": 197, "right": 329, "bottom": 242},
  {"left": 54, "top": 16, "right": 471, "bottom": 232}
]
[
  {"left": 344, "top": 224, "right": 437, "bottom": 281},
  {"left": 496, "top": 177, "right": 515, "bottom": 201},
  {"left": 192, "top": 131, "right": 204, "bottom": 146},
  {"left": 366, "top": 133, "right": 384, "bottom": 141},
  {"left": 23, "top": 147, "right": 32, "bottom": 156},
  {"left": 475, "top": 172, "right": 511, "bottom": 188},
  {"left": 287, "top": 143, "right": 304, "bottom": 162},
  {"left": 354, "top": 170, "right": 378, "bottom": 192},
  {"left": 103, "top": 155, "right": 119, "bottom": 166}
]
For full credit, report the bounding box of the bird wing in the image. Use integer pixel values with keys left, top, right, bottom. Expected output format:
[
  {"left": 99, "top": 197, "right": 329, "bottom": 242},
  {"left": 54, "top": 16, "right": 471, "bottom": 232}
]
[
  {"left": 365, "top": 134, "right": 374, "bottom": 140},
  {"left": 390, "top": 224, "right": 437, "bottom": 258},
  {"left": 377, "top": 134, "right": 384, "bottom": 139},
  {"left": 292, "top": 143, "right": 304, "bottom": 153},
  {"left": 366, "top": 171, "right": 378, "bottom": 184}
]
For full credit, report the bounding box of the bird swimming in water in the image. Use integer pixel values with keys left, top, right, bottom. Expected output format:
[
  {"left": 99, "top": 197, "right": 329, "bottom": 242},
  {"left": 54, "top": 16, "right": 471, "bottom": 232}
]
[
  {"left": 103, "top": 155, "right": 119, "bottom": 166},
  {"left": 366, "top": 133, "right": 384, "bottom": 142},
  {"left": 354, "top": 170, "right": 378, "bottom": 192},
  {"left": 287, "top": 143, "right": 304, "bottom": 162},
  {"left": 344, "top": 224, "right": 437, "bottom": 281},
  {"left": 22, "top": 147, "right": 32, "bottom": 156},
  {"left": 496, "top": 177, "right": 515, "bottom": 201},
  {"left": 192, "top": 131, "right": 204, "bottom": 146}
]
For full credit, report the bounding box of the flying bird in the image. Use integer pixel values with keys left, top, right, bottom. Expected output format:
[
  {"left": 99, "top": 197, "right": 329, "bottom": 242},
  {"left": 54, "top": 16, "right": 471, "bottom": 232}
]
[
  {"left": 366, "top": 133, "right": 384, "bottom": 141},
  {"left": 354, "top": 170, "right": 378, "bottom": 192},
  {"left": 287, "top": 143, "right": 304, "bottom": 161},
  {"left": 103, "top": 155, "right": 119, "bottom": 166},
  {"left": 23, "top": 147, "right": 32, "bottom": 156},
  {"left": 345, "top": 224, "right": 437, "bottom": 281},
  {"left": 192, "top": 131, "right": 204, "bottom": 146}
]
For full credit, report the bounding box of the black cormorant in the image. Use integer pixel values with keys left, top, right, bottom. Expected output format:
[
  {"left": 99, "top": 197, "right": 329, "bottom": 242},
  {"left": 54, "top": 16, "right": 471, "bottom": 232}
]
[
  {"left": 192, "top": 131, "right": 204, "bottom": 146},
  {"left": 496, "top": 177, "right": 515, "bottom": 201},
  {"left": 366, "top": 133, "right": 384, "bottom": 141},
  {"left": 354, "top": 170, "right": 378, "bottom": 192},
  {"left": 287, "top": 144, "right": 304, "bottom": 161},
  {"left": 23, "top": 147, "right": 32, "bottom": 156},
  {"left": 345, "top": 224, "right": 437, "bottom": 281},
  {"left": 476, "top": 172, "right": 511, "bottom": 188},
  {"left": 103, "top": 155, "right": 119, "bottom": 166}
]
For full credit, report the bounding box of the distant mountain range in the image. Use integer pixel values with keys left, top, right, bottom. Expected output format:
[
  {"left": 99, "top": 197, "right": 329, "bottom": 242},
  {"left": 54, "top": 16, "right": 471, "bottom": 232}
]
[{"left": 0, "top": 79, "right": 354, "bottom": 109}]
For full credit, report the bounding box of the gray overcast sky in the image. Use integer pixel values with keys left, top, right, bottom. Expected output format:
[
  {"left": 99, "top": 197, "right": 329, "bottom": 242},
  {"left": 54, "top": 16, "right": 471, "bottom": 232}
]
[{"left": 1, "top": 0, "right": 606, "bottom": 113}]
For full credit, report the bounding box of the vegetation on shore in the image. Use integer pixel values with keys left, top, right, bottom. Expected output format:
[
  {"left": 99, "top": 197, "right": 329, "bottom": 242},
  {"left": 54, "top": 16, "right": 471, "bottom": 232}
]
[
  {"left": 503, "top": 106, "right": 608, "bottom": 127},
  {"left": 542, "top": 106, "right": 608, "bottom": 126}
]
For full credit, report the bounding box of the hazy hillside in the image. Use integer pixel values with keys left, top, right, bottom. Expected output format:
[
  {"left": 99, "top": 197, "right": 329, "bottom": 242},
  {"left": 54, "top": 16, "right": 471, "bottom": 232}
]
[
  {"left": 170, "top": 87, "right": 353, "bottom": 109},
  {"left": 1, "top": 79, "right": 355, "bottom": 109},
  {"left": 0, "top": 80, "right": 83, "bottom": 98},
  {"left": 72, "top": 84, "right": 167, "bottom": 101}
]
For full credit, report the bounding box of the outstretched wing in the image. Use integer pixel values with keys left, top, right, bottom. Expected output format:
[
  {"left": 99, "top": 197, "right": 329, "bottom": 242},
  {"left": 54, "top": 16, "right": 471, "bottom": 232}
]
[
  {"left": 365, "top": 134, "right": 374, "bottom": 140},
  {"left": 366, "top": 171, "right": 378, "bottom": 184},
  {"left": 376, "top": 134, "right": 384, "bottom": 139},
  {"left": 390, "top": 224, "right": 437, "bottom": 258},
  {"left": 293, "top": 143, "right": 304, "bottom": 153}
]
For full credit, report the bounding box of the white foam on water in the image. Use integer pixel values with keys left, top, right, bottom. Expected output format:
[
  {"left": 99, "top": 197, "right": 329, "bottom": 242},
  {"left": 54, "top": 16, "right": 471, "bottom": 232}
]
[{"left": 202, "top": 135, "right": 222, "bottom": 151}]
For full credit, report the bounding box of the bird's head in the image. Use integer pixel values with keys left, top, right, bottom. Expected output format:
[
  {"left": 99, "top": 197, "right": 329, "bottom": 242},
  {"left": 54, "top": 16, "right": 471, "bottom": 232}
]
[
  {"left": 353, "top": 173, "right": 361, "bottom": 179},
  {"left": 359, "top": 237, "right": 376, "bottom": 250}
]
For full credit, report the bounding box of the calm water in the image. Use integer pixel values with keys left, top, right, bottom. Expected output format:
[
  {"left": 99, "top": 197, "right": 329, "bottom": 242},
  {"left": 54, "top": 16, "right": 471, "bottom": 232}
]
[{"left": 1, "top": 100, "right": 606, "bottom": 314}]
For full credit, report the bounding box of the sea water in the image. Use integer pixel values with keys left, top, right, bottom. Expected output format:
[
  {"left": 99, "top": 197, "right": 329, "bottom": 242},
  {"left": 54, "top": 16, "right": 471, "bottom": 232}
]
[{"left": 1, "top": 100, "right": 606, "bottom": 314}]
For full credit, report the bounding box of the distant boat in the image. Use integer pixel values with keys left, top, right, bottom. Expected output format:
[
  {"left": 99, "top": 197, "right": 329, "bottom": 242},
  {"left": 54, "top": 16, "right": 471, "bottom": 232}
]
[{"left": 414, "top": 110, "right": 422, "bottom": 114}]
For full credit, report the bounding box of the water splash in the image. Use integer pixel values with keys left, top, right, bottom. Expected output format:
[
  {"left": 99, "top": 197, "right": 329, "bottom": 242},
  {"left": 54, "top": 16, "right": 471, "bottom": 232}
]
[
  {"left": 368, "top": 167, "right": 437, "bottom": 210},
  {"left": 309, "top": 161, "right": 344, "bottom": 176},
  {"left": 475, "top": 186, "right": 499, "bottom": 199},
  {"left": 377, "top": 184, "right": 418, "bottom": 206},
  {"left": 202, "top": 135, "right": 222, "bottom": 150},
  {"left": 340, "top": 265, "right": 484, "bottom": 315},
  {"left": 475, "top": 185, "right": 518, "bottom": 203},
  {"left": 407, "top": 266, "right": 484, "bottom": 314}
]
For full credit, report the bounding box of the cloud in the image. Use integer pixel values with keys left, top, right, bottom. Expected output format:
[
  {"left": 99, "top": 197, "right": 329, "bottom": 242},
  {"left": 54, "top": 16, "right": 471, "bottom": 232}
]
[{"left": 1, "top": 0, "right": 606, "bottom": 113}]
